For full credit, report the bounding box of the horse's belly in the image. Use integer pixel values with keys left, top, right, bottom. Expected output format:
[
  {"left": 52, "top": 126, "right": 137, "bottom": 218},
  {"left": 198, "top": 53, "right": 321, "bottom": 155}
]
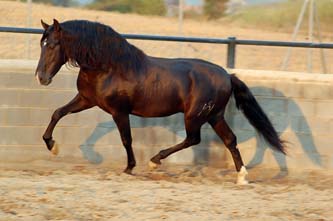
[{"left": 131, "top": 98, "right": 183, "bottom": 117}]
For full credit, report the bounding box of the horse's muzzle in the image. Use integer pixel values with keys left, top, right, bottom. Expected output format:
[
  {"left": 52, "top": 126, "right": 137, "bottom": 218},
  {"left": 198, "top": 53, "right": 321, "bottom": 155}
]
[{"left": 35, "top": 72, "right": 52, "bottom": 86}]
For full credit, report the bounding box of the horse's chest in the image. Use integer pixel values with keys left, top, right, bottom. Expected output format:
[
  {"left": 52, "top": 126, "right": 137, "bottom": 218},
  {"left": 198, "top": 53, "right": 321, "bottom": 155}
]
[
  {"left": 77, "top": 72, "right": 111, "bottom": 106},
  {"left": 77, "top": 76, "right": 97, "bottom": 101},
  {"left": 78, "top": 73, "right": 135, "bottom": 113}
]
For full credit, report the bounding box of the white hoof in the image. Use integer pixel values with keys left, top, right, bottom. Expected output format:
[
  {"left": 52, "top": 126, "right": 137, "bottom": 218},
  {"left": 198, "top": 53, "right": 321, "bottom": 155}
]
[
  {"left": 51, "top": 142, "right": 59, "bottom": 156},
  {"left": 236, "top": 166, "right": 249, "bottom": 185},
  {"left": 148, "top": 161, "right": 159, "bottom": 170}
]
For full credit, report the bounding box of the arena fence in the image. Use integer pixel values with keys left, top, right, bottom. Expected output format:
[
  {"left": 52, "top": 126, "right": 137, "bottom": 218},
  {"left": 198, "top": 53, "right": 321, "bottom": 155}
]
[{"left": 1, "top": 26, "right": 333, "bottom": 69}]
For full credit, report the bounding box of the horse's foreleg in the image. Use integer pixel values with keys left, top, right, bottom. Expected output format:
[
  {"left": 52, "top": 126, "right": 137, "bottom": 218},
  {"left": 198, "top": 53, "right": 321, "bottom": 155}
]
[
  {"left": 112, "top": 114, "right": 136, "bottom": 174},
  {"left": 43, "top": 94, "right": 93, "bottom": 155},
  {"left": 209, "top": 117, "right": 248, "bottom": 185}
]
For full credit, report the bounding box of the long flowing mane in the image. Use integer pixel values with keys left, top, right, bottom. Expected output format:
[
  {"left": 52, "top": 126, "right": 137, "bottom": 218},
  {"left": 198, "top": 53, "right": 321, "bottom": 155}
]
[{"left": 58, "top": 20, "right": 147, "bottom": 73}]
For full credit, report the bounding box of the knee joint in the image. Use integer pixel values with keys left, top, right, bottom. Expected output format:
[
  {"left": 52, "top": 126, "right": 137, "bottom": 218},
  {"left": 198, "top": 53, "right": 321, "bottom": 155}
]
[
  {"left": 52, "top": 108, "right": 65, "bottom": 121},
  {"left": 186, "top": 136, "right": 201, "bottom": 146}
]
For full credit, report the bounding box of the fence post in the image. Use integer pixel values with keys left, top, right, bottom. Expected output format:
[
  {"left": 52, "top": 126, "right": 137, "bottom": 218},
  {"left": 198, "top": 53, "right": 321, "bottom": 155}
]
[{"left": 227, "top": 37, "right": 236, "bottom": 69}]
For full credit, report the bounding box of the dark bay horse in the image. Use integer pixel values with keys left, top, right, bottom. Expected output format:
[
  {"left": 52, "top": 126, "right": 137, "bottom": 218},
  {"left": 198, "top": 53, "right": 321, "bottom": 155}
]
[{"left": 35, "top": 19, "right": 285, "bottom": 184}]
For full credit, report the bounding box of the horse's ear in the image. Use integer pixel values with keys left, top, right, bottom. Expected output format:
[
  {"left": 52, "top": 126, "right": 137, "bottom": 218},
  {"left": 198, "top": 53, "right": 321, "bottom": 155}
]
[
  {"left": 41, "top": 19, "right": 49, "bottom": 30},
  {"left": 53, "top": 19, "right": 61, "bottom": 32}
]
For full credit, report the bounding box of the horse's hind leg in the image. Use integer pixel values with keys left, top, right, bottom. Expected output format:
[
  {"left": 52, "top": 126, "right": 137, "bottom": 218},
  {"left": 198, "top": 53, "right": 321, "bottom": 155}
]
[
  {"left": 43, "top": 94, "right": 93, "bottom": 155},
  {"left": 150, "top": 118, "right": 203, "bottom": 168},
  {"left": 209, "top": 117, "right": 248, "bottom": 185}
]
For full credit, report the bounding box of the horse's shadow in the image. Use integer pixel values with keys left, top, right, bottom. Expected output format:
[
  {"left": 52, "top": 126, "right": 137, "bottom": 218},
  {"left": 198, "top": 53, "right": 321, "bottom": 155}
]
[{"left": 79, "top": 87, "right": 322, "bottom": 174}]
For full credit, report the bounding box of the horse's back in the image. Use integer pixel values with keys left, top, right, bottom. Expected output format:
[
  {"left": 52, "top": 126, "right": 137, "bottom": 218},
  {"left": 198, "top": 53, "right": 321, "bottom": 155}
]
[
  {"left": 149, "top": 57, "right": 232, "bottom": 98},
  {"left": 149, "top": 57, "right": 231, "bottom": 86}
]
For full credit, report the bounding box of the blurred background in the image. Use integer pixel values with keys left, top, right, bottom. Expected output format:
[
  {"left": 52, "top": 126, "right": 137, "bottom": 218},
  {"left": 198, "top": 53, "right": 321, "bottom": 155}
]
[{"left": 0, "top": 0, "right": 332, "bottom": 73}]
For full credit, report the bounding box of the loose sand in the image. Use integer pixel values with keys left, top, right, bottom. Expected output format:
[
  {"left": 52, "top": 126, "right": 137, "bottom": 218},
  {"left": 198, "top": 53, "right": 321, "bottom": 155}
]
[{"left": 1, "top": 163, "right": 332, "bottom": 221}]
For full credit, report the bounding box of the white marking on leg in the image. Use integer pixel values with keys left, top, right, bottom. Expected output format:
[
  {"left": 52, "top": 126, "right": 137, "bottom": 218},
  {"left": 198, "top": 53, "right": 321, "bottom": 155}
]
[{"left": 237, "top": 166, "right": 249, "bottom": 185}]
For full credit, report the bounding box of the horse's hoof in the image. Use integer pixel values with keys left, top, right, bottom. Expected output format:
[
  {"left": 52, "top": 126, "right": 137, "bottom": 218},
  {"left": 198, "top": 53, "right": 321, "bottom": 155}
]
[
  {"left": 50, "top": 142, "right": 59, "bottom": 155},
  {"left": 123, "top": 168, "right": 133, "bottom": 175},
  {"left": 148, "top": 161, "right": 159, "bottom": 170},
  {"left": 236, "top": 166, "right": 248, "bottom": 185}
]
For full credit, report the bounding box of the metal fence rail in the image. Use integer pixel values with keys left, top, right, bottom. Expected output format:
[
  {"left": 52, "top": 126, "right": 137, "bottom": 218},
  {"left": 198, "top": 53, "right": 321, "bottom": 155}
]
[{"left": 1, "top": 26, "right": 333, "bottom": 69}]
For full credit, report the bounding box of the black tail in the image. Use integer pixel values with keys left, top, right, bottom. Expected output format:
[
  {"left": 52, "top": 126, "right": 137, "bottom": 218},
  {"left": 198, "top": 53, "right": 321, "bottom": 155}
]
[{"left": 230, "top": 74, "right": 286, "bottom": 154}]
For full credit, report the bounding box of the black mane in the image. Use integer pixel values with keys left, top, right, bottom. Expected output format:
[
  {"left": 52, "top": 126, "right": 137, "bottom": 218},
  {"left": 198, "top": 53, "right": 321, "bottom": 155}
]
[{"left": 57, "top": 20, "right": 147, "bottom": 73}]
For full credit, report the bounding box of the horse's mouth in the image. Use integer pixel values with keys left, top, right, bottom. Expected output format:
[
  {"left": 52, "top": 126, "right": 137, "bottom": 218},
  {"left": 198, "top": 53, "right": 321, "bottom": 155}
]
[
  {"left": 41, "top": 78, "right": 52, "bottom": 86},
  {"left": 36, "top": 75, "right": 52, "bottom": 86}
]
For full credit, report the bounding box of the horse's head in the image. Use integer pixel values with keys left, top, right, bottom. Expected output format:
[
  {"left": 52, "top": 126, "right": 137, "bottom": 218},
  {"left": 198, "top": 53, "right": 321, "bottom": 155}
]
[{"left": 35, "top": 19, "right": 66, "bottom": 86}]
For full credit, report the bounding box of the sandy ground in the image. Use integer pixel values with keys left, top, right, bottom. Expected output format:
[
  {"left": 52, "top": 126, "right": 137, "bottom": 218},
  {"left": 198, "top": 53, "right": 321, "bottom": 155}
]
[{"left": 0, "top": 163, "right": 332, "bottom": 221}]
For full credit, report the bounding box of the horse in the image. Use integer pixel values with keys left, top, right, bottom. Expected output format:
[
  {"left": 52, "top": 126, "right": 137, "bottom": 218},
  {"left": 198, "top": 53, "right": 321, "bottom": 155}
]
[{"left": 35, "top": 19, "right": 285, "bottom": 184}]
